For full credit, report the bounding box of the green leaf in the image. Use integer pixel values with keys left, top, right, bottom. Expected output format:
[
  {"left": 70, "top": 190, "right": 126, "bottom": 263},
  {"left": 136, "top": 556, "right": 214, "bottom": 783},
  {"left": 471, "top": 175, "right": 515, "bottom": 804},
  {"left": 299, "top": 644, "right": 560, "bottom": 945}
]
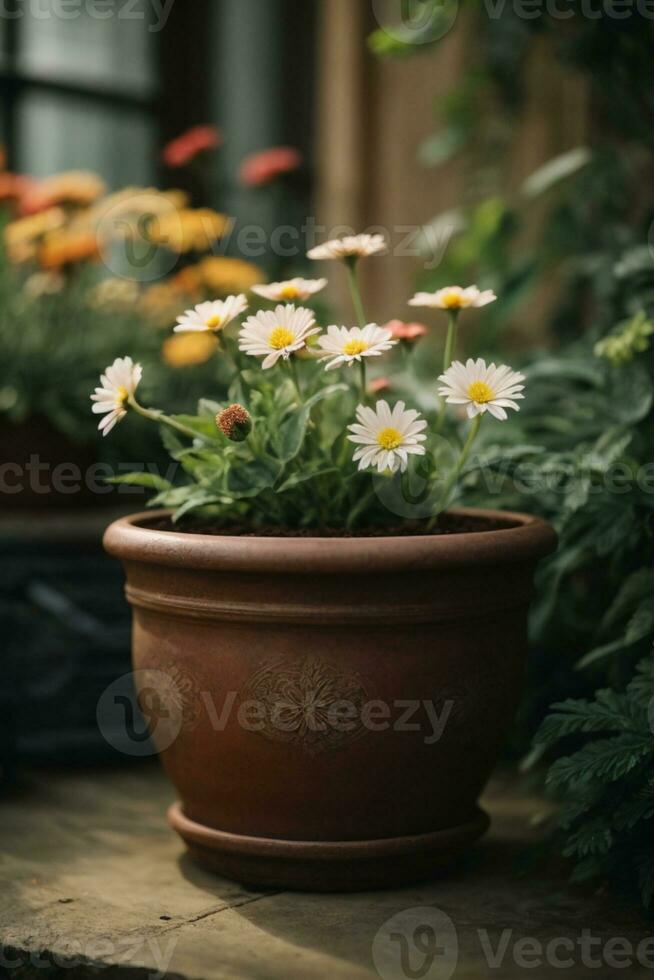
[
  {"left": 547, "top": 734, "right": 654, "bottom": 789},
  {"left": 562, "top": 819, "right": 613, "bottom": 858},
  {"left": 418, "top": 127, "right": 467, "bottom": 168},
  {"left": 160, "top": 425, "right": 186, "bottom": 459},
  {"left": 273, "top": 384, "right": 347, "bottom": 463},
  {"left": 520, "top": 147, "right": 591, "bottom": 199},
  {"left": 226, "top": 457, "right": 281, "bottom": 499},
  {"left": 172, "top": 492, "right": 223, "bottom": 522},
  {"left": 275, "top": 407, "right": 310, "bottom": 463},
  {"left": 197, "top": 398, "right": 225, "bottom": 417},
  {"left": 105, "top": 472, "right": 174, "bottom": 492},
  {"left": 276, "top": 467, "right": 338, "bottom": 494},
  {"left": 576, "top": 598, "right": 654, "bottom": 668},
  {"left": 534, "top": 690, "right": 636, "bottom": 748},
  {"left": 602, "top": 570, "right": 654, "bottom": 633}
]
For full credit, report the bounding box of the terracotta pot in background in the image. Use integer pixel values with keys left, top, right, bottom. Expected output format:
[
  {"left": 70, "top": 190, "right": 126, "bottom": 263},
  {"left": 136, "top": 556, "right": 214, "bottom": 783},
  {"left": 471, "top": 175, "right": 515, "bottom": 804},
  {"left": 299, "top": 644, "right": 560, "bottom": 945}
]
[{"left": 104, "top": 507, "right": 556, "bottom": 891}]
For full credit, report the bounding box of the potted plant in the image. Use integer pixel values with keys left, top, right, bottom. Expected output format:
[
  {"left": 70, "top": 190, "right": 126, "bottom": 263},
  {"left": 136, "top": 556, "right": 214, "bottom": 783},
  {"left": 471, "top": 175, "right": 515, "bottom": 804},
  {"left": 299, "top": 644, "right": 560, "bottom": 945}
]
[{"left": 102, "top": 233, "right": 556, "bottom": 891}]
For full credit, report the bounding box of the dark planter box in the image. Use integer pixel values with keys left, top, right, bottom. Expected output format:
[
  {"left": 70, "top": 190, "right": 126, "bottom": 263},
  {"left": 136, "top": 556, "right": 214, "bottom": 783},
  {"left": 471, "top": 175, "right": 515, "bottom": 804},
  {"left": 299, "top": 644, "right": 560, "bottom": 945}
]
[{"left": 0, "top": 508, "right": 139, "bottom": 788}]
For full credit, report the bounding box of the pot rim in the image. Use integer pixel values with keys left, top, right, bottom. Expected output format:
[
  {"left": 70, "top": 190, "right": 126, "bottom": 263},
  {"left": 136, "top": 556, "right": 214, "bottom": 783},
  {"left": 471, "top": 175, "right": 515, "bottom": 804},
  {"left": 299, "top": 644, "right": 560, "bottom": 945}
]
[{"left": 104, "top": 506, "right": 557, "bottom": 574}]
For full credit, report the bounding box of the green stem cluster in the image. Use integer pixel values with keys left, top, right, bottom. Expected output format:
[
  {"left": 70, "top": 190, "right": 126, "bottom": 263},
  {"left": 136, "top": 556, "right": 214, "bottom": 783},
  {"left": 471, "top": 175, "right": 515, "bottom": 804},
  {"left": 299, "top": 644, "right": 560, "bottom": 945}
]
[{"left": 427, "top": 414, "right": 482, "bottom": 530}]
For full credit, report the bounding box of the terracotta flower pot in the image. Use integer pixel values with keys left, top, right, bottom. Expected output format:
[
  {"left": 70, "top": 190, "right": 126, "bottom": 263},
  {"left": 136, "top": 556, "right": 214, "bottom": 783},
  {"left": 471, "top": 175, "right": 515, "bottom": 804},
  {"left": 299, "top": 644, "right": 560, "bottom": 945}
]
[{"left": 104, "top": 506, "right": 556, "bottom": 892}]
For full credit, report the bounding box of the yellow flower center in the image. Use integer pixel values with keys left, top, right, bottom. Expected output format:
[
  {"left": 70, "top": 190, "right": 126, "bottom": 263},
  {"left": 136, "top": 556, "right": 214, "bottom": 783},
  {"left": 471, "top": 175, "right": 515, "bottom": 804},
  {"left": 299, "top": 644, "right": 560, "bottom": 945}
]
[
  {"left": 377, "top": 427, "right": 403, "bottom": 450},
  {"left": 467, "top": 380, "right": 494, "bottom": 403},
  {"left": 269, "top": 326, "right": 295, "bottom": 349},
  {"left": 442, "top": 290, "right": 464, "bottom": 309},
  {"left": 116, "top": 385, "right": 129, "bottom": 406},
  {"left": 205, "top": 314, "right": 222, "bottom": 330},
  {"left": 343, "top": 339, "right": 368, "bottom": 356},
  {"left": 280, "top": 285, "right": 300, "bottom": 300}
]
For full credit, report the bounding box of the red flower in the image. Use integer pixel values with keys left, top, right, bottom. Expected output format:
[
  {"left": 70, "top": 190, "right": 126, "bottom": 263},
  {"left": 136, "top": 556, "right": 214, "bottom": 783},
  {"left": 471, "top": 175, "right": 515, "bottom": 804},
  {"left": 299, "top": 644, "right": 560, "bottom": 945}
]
[
  {"left": 369, "top": 376, "right": 392, "bottom": 394},
  {"left": 239, "top": 146, "right": 302, "bottom": 188},
  {"left": 163, "top": 126, "right": 222, "bottom": 168},
  {"left": 384, "top": 319, "right": 428, "bottom": 341}
]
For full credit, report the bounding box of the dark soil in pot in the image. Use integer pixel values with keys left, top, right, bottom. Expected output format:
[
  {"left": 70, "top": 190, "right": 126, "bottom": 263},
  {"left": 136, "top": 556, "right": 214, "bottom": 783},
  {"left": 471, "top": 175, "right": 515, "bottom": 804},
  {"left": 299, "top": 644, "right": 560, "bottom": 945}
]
[{"left": 144, "top": 512, "right": 518, "bottom": 537}]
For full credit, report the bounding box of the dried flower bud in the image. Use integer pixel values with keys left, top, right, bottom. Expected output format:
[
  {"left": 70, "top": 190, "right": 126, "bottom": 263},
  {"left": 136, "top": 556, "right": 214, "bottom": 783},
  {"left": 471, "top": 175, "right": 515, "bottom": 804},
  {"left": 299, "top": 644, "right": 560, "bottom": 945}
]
[{"left": 216, "top": 404, "right": 252, "bottom": 442}]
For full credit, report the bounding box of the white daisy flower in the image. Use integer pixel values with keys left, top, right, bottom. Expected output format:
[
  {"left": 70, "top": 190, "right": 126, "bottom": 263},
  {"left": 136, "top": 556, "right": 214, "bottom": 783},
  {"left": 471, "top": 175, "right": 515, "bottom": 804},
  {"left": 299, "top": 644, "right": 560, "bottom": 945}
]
[
  {"left": 317, "top": 324, "right": 397, "bottom": 371},
  {"left": 307, "top": 233, "right": 387, "bottom": 262},
  {"left": 90, "top": 356, "right": 142, "bottom": 437},
  {"left": 438, "top": 358, "right": 525, "bottom": 421},
  {"left": 251, "top": 277, "right": 327, "bottom": 302},
  {"left": 347, "top": 400, "right": 427, "bottom": 474},
  {"left": 409, "top": 285, "right": 497, "bottom": 311},
  {"left": 239, "top": 304, "right": 320, "bottom": 369},
  {"left": 174, "top": 295, "right": 248, "bottom": 334}
]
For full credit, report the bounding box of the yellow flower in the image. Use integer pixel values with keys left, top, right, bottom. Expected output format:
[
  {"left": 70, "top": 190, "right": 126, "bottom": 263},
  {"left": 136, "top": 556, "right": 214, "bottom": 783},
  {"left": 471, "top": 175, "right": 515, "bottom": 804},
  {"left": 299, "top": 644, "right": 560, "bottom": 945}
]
[
  {"left": 149, "top": 208, "right": 232, "bottom": 253},
  {"left": 5, "top": 208, "right": 66, "bottom": 262},
  {"left": 198, "top": 256, "right": 266, "bottom": 294},
  {"left": 163, "top": 332, "right": 218, "bottom": 367}
]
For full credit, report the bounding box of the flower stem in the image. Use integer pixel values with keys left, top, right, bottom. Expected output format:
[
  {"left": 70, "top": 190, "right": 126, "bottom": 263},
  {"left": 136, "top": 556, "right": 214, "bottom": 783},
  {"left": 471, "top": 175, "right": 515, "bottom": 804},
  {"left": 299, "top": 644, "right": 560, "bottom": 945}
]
[
  {"left": 129, "top": 398, "right": 208, "bottom": 442},
  {"left": 435, "top": 310, "right": 460, "bottom": 433},
  {"left": 442, "top": 310, "right": 459, "bottom": 373},
  {"left": 288, "top": 357, "right": 302, "bottom": 401},
  {"left": 427, "top": 414, "right": 482, "bottom": 530},
  {"left": 345, "top": 259, "right": 367, "bottom": 329},
  {"left": 359, "top": 358, "right": 367, "bottom": 403}
]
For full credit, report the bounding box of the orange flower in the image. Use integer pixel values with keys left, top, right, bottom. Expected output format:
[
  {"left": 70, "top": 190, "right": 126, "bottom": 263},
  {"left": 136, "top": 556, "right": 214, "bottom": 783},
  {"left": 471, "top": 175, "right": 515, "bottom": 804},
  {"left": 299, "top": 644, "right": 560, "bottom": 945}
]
[
  {"left": 163, "top": 125, "right": 222, "bottom": 168},
  {"left": 20, "top": 171, "right": 106, "bottom": 215},
  {"left": 239, "top": 146, "right": 302, "bottom": 188},
  {"left": 384, "top": 319, "right": 428, "bottom": 341},
  {"left": 163, "top": 332, "right": 218, "bottom": 367},
  {"left": 148, "top": 208, "right": 231, "bottom": 253},
  {"left": 4, "top": 207, "right": 66, "bottom": 262},
  {"left": 169, "top": 264, "right": 204, "bottom": 298},
  {"left": 198, "top": 256, "right": 266, "bottom": 294},
  {"left": 0, "top": 173, "right": 33, "bottom": 211},
  {"left": 39, "top": 229, "right": 100, "bottom": 269}
]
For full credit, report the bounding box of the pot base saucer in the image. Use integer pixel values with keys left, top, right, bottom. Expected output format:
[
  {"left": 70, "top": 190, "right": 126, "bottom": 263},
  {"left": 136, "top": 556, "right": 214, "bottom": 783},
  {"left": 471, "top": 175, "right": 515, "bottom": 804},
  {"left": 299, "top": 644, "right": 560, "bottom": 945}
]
[{"left": 168, "top": 802, "right": 490, "bottom": 892}]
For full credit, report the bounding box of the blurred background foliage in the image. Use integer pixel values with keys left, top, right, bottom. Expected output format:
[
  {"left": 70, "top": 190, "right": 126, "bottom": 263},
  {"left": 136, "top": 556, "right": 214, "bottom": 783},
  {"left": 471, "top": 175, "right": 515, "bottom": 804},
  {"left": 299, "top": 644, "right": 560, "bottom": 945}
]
[{"left": 372, "top": 0, "right": 654, "bottom": 908}]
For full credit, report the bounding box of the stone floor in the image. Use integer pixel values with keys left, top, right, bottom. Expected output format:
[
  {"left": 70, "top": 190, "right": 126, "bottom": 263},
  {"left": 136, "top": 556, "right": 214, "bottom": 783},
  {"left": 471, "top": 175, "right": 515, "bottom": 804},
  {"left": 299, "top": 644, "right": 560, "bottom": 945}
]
[{"left": 1, "top": 764, "right": 652, "bottom": 980}]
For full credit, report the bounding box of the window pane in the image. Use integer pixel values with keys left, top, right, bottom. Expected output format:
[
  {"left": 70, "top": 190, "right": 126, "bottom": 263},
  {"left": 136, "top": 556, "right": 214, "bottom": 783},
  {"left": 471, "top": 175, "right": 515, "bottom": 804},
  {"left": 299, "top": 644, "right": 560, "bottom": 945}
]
[
  {"left": 17, "top": 0, "right": 156, "bottom": 97},
  {"left": 17, "top": 91, "right": 156, "bottom": 186}
]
